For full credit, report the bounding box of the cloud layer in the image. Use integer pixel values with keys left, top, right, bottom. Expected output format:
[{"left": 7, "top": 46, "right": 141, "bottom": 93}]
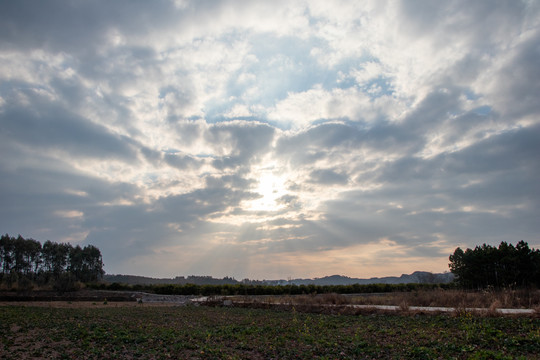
[{"left": 1, "top": 0, "right": 539, "bottom": 279}]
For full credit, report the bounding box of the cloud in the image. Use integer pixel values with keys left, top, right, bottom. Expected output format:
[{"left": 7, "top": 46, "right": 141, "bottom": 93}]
[
  {"left": 0, "top": 0, "right": 183, "bottom": 53},
  {"left": 1, "top": 0, "right": 539, "bottom": 279},
  {"left": 163, "top": 153, "right": 200, "bottom": 170},
  {"left": 309, "top": 169, "right": 348, "bottom": 185},
  {"left": 275, "top": 123, "right": 360, "bottom": 165},
  {"left": 205, "top": 121, "right": 275, "bottom": 166},
  {"left": 0, "top": 92, "right": 139, "bottom": 161},
  {"left": 478, "top": 29, "right": 540, "bottom": 121}
]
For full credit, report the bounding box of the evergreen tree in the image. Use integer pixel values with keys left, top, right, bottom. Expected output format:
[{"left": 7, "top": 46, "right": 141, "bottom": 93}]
[
  {"left": 449, "top": 241, "right": 540, "bottom": 288},
  {"left": 0, "top": 233, "right": 105, "bottom": 287}
]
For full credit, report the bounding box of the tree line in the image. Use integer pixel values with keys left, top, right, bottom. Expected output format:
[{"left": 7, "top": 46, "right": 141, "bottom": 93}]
[
  {"left": 449, "top": 240, "right": 540, "bottom": 289},
  {"left": 0, "top": 234, "right": 104, "bottom": 290}
]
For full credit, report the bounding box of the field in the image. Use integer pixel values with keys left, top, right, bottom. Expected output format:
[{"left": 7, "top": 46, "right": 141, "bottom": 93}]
[{"left": 1, "top": 301, "right": 539, "bottom": 359}]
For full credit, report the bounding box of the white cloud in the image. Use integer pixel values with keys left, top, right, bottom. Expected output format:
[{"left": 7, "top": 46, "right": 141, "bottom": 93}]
[
  {"left": 54, "top": 210, "right": 84, "bottom": 219},
  {"left": 224, "top": 103, "right": 252, "bottom": 119},
  {"left": 268, "top": 84, "right": 400, "bottom": 128}
]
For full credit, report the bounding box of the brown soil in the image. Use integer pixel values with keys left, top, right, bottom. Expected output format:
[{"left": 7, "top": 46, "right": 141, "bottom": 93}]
[
  {"left": 0, "top": 301, "right": 180, "bottom": 308},
  {"left": 0, "top": 289, "right": 197, "bottom": 307}
]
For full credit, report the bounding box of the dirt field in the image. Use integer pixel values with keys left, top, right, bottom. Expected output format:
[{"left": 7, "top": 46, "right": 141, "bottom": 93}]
[
  {"left": 0, "top": 301, "right": 181, "bottom": 308},
  {"left": 2, "top": 301, "right": 539, "bottom": 359},
  {"left": 0, "top": 290, "right": 196, "bottom": 305}
]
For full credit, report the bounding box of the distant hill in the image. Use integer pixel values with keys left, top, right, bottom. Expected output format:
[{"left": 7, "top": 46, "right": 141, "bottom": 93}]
[
  {"left": 104, "top": 271, "right": 453, "bottom": 286},
  {"left": 103, "top": 274, "right": 239, "bottom": 286},
  {"left": 285, "top": 271, "right": 454, "bottom": 286}
]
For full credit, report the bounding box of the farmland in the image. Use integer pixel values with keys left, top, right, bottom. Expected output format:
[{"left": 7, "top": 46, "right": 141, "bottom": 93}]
[{"left": 1, "top": 301, "right": 539, "bottom": 359}]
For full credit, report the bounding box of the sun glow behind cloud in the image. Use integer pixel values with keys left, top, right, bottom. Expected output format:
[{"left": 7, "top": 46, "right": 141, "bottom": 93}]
[{"left": 246, "top": 170, "right": 288, "bottom": 213}]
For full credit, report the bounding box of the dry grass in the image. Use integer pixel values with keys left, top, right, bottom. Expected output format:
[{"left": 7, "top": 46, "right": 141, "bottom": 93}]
[
  {"left": 229, "top": 288, "right": 540, "bottom": 315},
  {"left": 347, "top": 288, "right": 540, "bottom": 309}
]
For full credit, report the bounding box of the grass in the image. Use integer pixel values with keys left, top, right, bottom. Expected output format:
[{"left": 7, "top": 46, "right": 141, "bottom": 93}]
[
  {"left": 1, "top": 303, "right": 539, "bottom": 359},
  {"left": 233, "top": 288, "right": 540, "bottom": 311}
]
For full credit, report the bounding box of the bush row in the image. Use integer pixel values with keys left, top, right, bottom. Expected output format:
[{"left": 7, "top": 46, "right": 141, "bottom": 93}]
[{"left": 88, "top": 281, "right": 455, "bottom": 296}]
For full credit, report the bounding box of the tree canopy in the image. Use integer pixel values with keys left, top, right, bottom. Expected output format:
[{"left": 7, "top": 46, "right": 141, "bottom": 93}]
[
  {"left": 0, "top": 234, "right": 104, "bottom": 289},
  {"left": 449, "top": 241, "right": 540, "bottom": 289}
]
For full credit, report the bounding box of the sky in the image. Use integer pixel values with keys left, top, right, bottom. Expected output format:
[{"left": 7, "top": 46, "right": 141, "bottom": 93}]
[{"left": 1, "top": 0, "right": 539, "bottom": 280}]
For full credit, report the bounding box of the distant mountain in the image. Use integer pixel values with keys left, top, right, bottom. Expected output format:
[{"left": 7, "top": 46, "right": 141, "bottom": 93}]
[
  {"left": 284, "top": 271, "right": 454, "bottom": 286},
  {"left": 104, "top": 274, "right": 177, "bottom": 285},
  {"left": 103, "top": 274, "right": 240, "bottom": 286},
  {"left": 104, "top": 271, "right": 453, "bottom": 286}
]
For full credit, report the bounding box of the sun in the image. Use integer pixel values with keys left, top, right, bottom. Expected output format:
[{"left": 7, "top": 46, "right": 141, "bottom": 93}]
[{"left": 247, "top": 171, "right": 287, "bottom": 212}]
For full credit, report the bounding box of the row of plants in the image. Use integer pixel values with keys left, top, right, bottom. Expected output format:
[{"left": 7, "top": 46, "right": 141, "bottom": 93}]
[{"left": 88, "top": 280, "right": 455, "bottom": 296}]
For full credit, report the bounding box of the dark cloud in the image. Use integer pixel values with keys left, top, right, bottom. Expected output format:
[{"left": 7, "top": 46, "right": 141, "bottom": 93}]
[
  {"left": 0, "top": 158, "right": 141, "bottom": 243},
  {"left": 276, "top": 95, "right": 470, "bottom": 166},
  {"left": 280, "top": 122, "right": 359, "bottom": 150},
  {"left": 309, "top": 169, "right": 348, "bottom": 185},
  {"left": 362, "top": 122, "right": 420, "bottom": 155},
  {"left": 398, "top": 0, "right": 527, "bottom": 49},
  {"left": 276, "top": 194, "right": 299, "bottom": 205},
  {"left": 0, "top": 91, "right": 139, "bottom": 161},
  {"left": 276, "top": 123, "right": 361, "bottom": 165},
  {"left": 139, "top": 146, "right": 203, "bottom": 170},
  {"left": 371, "top": 122, "right": 540, "bottom": 196},
  {"left": 205, "top": 174, "right": 255, "bottom": 190},
  {"left": 369, "top": 124, "right": 540, "bottom": 213},
  {"left": 440, "top": 124, "right": 540, "bottom": 175},
  {"left": 309, "top": 123, "right": 540, "bottom": 253},
  {"left": 211, "top": 156, "right": 245, "bottom": 171},
  {"left": 160, "top": 84, "right": 198, "bottom": 123},
  {"left": 81, "top": 171, "right": 262, "bottom": 266},
  {"left": 489, "top": 31, "right": 540, "bottom": 119},
  {"left": 207, "top": 122, "right": 275, "bottom": 169},
  {"left": 0, "top": 0, "right": 180, "bottom": 54},
  {"left": 401, "top": 87, "right": 462, "bottom": 129},
  {"left": 174, "top": 121, "right": 205, "bottom": 147},
  {"left": 163, "top": 153, "right": 200, "bottom": 170},
  {"left": 437, "top": 111, "right": 494, "bottom": 149},
  {"left": 363, "top": 85, "right": 469, "bottom": 156}
]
